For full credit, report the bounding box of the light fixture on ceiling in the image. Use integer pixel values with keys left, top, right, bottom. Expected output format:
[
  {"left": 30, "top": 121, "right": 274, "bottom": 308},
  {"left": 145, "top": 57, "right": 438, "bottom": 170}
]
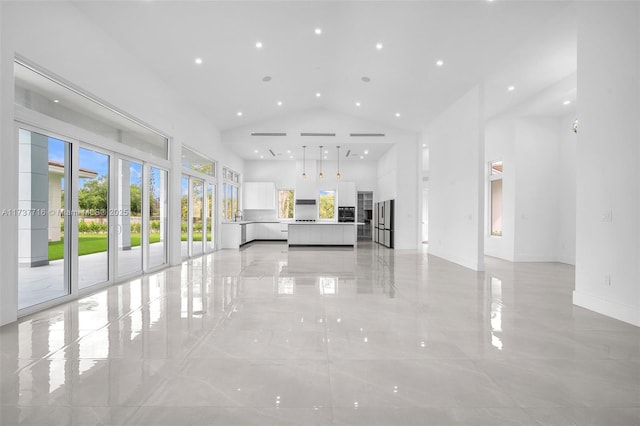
[
  {"left": 302, "top": 145, "right": 307, "bottom": 179},
  {"left": 336, "top": 146, "right": 341, "bottom": 180},
  {"left": 53, "top": 99, "right": 60, "bottom": 103},
  {"left": 361, "top": 76, "right": 371, "bottom": 83},
  {"left": 277, "top": 101, "right": 283, "bottom": 106},
  {"left": 315, "top": 28, "right": 322, "bottom": 35},
  {"left": 508, "top": 85, "right": 515, "bottom": 92},
  {"left": 262, "top": 76, "right": 272, "bottom": 82},
  {"left": 237, "top": 111, "right": 243, "bottom": 117},
  {"left": 376, "top": 43, "right": 383, "bottom": 50},
  {"left": 315, "top": 92, "right": 322, "bottom": 98},
  {"left": 318, "top": 145, "right": 324, "bottom": 179},
  {"left": 395, "top": 112, "right": 401, "bottom": 118},
  {"left": 355, "top": 101, "right": 361, "bottom": 107},
  {"left": 195, "top": 57, "right": 203, "bottom": 65},
  {"left": 563, "top": 100, "right": 571, "bottom": 105},
  {"left": 436, "top": 59, "right": 444, "bottom": 67},
  {"left": 364, "top": 149, "right": 369, "bottom": 155},
  {"left": 255, "top": 41, "right": 263, "bottom": 49}
]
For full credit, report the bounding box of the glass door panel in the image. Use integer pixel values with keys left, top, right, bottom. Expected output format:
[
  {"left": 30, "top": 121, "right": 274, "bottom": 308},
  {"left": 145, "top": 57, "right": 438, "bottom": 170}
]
[
  {"left": 191, "top": 179, "right": 204, "bottom": 256},
  {"left": 18, "top": 129, "right": 70, "bottom": 309},
  {"left": 181, "top": 176, "right": 189, "bottom": 259},
  {"left": 117, "top": 159, "right": 143, "bottom": 277},
  {"left": 148, "top": 167, "right": 167, "bottom": 268},
  {"left": 78, "top": 148, "right": 110, "bottom": 289},
  {"left": 206, "top": 183, "right": 215, "bottom": 251}
]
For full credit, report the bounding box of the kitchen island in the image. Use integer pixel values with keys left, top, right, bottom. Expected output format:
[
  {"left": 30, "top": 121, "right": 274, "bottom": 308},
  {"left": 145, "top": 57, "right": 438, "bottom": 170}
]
[{"left": 288, "top": 222, "right": 356, "bottom": 246}]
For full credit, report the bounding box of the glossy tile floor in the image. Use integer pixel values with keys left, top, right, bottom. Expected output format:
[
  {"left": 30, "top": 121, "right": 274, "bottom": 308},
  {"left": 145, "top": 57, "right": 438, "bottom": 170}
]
[{"left": 1, "top": 241, "right": 639, "bottom": 425}]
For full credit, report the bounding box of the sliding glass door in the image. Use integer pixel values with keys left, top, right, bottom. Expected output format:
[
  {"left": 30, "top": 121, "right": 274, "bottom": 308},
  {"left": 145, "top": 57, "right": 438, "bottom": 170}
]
[
  {"left": 17, "top": 126, "right": 169, "bottom": 312},
  {"left": 116, "top": 159, "right": 143, "bottom": 278},
  {"left": 78, "top": 147, "right": 110, "bottom": 289},
  {"left": 18, "top": 129, "right": 71, "bottom": 309}
]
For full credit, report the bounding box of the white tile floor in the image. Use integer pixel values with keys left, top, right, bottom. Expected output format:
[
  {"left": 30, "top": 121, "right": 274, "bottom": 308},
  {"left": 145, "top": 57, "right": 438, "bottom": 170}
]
[{"left": 1, "top": 241, "right": 639, "bottom": 425}]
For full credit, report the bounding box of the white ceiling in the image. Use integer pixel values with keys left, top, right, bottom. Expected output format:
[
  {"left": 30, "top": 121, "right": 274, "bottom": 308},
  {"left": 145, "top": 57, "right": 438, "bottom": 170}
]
[{"left": 71, "top": 0, "right": 577, "bottom": 160}]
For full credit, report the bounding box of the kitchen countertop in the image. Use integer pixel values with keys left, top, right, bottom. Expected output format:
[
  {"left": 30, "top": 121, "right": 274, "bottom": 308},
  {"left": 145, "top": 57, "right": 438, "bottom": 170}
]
[
  {"left": 288, "top": 222, "right": 357, "bottom": 225},
  {"left": 222, "top": 220, "right": 281, "bottom": 224}
]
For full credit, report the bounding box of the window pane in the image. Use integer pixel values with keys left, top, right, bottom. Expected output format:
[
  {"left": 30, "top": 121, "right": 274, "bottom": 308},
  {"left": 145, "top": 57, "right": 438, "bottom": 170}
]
[
  {"left": 182, "top": 146, "right": 215, "bottom": 176},
  {"left": 15, "top": 62, "right": 168, "bottom": 159},
  {"left": 117, "top": 160, "right": 142, "bottom": 277},
  {"left": 78, "top": 148, "right": 110, "bottom": 289},
  {"left": 181, "top": 176, "right": 189, "bottom": 258},
  {"left": 491, "top": 161, "right": 503, "bottom": 175},
  {"left": 319, "top": 190, "right": 335, "bottom": 219},
  {"left": 278, "top": 190, "right": 295, "bottom": 219},
  {"left": 191, "top": 179, "right": 204, "bottom": 256},
  {"left": 18, "top": 130, "right": 70, "bottom": 309},
  {"left": 149, "top": 167, "right": 167, "bottom": 268},
  {"left": 491, "top": 179, "right": 503, "bottom": 236}
]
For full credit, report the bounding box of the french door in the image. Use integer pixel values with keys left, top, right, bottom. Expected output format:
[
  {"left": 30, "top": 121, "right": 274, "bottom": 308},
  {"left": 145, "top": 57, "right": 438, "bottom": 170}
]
[
  {"left": 181, "top": 174, "right": 215, "bottom": 259},
  {"left": 17, "top": 125, "right": 168, "bottom": 313}
]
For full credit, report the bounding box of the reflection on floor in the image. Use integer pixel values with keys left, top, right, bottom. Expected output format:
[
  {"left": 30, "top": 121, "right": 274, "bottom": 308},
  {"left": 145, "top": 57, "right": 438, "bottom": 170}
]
[
  {"left": 2, "top": 242, "right": 639, "bottom": 425},
  {"left": 18, "top": 243, "right": 167, "bottom": 310}
]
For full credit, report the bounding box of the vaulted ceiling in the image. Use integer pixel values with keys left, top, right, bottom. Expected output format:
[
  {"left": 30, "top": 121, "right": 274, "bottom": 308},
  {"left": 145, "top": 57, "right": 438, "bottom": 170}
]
[{"left": 72, "top": 1, "right": 577, "bottom": 160}]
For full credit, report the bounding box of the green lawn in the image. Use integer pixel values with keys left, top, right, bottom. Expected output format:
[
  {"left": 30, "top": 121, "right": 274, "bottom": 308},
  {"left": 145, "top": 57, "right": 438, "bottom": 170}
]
[{"left": 48, "top": 233, "right": 161, "bottom": 261}]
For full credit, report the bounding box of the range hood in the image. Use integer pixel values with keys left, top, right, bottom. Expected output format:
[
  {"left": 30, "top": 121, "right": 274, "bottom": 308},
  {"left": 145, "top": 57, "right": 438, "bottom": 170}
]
[{"left": 295, "top": 199, "right": 316, "bottom": 205}]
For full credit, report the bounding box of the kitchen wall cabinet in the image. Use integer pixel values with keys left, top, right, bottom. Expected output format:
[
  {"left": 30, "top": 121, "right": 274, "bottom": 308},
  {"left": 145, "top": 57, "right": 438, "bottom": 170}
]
[
  {"left": 244, "top": 182, "right": 276, "bottom": 210},
  {"left": 337, "top": 181, "right": 356, "bottom": 206}
]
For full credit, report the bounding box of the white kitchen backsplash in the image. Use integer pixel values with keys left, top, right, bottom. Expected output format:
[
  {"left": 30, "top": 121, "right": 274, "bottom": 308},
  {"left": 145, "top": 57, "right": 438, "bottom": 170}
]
[{"left": 244, "top": 210, "right": 278, "bottom": 221}]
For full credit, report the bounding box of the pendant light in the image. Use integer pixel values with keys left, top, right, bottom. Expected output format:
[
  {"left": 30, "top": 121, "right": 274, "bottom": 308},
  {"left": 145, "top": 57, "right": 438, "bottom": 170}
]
[
  {"left": 318, "top": 145, "right": 324, "bottom": 179},
  {"left": 302, "top": 145, "right": 307, "bottom": 179},
  {"left": 336, "top": 145, "right": 341, "bottom": 180}
]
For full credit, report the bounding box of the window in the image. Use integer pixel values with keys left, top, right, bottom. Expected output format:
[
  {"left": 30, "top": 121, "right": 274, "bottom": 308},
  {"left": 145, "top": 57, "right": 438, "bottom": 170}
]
[
  {"left": 222, "top": 167, "right": 240, "bottom": 221},
  {"left": 278, "top": 189, "right": 295, "bottom": 219},
  {"left": 182, "top": 146, "right": 215, "bottom": 176},
  {"left": 490, "top": 161, "right": 503, "bottom": 237},
  {"left": 319, "top": 190, "right": 336, "bottom": 220}
]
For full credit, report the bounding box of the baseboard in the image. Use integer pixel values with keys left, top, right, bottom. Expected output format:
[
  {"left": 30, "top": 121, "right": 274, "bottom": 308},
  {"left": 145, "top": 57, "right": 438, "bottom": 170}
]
[{"left": 573, "top": 290, "right": 640, "bottom": 327}]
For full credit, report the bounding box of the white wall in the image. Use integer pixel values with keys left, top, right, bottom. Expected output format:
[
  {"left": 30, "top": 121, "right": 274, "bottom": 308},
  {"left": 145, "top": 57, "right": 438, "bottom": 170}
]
[
  {"left": 574, "top": 1, "right": 640, "bottom": 326},
  {"left": 427, "top": 86, "right": 485, "bottom": 271},
  {"left": 513, "top": 117, "right": 562, "bottom": 262},
  {"left": 557, "top": 113, "right": 577, "bottom": 265},
  {"left": 0, "top": 2, "right": 242, "bottom": 325}
]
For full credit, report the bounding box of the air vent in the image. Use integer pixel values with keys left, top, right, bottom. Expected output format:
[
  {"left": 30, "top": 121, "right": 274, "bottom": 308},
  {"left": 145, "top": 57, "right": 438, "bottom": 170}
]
[
  {"left": 349, "top": 133, "right": 385, "bottom": 137},
  {"left": 250, "top": 132, "right": 287, "bottom": 136},
  {"left": 268, "top": 149, "right": 276, "bottom": 157},
  {"left": 300, "top": 132, "right": 336, "bottom": 137}
]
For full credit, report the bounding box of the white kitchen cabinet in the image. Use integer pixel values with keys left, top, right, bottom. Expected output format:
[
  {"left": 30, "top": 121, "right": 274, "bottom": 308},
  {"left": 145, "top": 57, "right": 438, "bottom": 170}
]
[
  {"left": 288, "top": 223, "right": 356, "bottom": 246},
  {"left": 246, "top": 223, "right": 256, "bottom": 242},
  {"left": 244, "top": 182, "right": 276, "bottom": 210},
  {"left": 337, "top": 182, "right": 356, "bottom": 206}
]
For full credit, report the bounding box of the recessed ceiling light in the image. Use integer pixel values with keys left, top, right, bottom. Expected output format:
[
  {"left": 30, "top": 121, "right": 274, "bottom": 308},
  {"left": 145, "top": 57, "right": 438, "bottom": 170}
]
[
  {"left": 395, "top": 112, "right": 401, "bottom": 118},
  {"left": 376, "top": 43, "right": 383, "bottom": 50},
  {"left": 262, "top": 76, "right": 272, "bottom": 82},
  {"left": 194, "top": 57, "right": 203, "bottom": 65},
  {"left": 507, "top": 85, "right": 515, "bottom": 92},
  {"left": 315, "top": 28, "right": 322, "bottom": 35},
  {"left": 289, "top": 155, "right": 294, "bottom": 159},
  {"left": 355, "top": 101, "right": 361, "bottom": 107},
  {"left": 53, "top": 99, "right": 60, "bottom": 103},
  {"left": 422, "top": 143, "right": 426, "bottom": 148},
  {"left": 361, "top": 76, "right": 371, "bottom": 83},
  {"left": 287, "top": 150, "right": 291, "bottom": 154},
  {"left": 254, "top": 149, "right": 259, "bottom": 153},
  {"left": 436, "top": 60, "right": 444, "bottom": 67},
  {"left": 255, "top": 41, "right": 263, "bottom": 49},
  {"left": 360, "top": 156, "right": 365, "bottom": 159},
  {"left": 237, "top": 111, "right": 243, "bottom": 116},
  {"left": 324, "top": 150, "right": 328, "bottom": 154},
  {"left": 260, "top": 155, "right": 264, "bottom": 159},
  {"left": 315, "top": 92, "right": 321, "bottom": 98},
  {"left": 277, "top": 101, "right": 283, "bottom": 106},
  {"left": 364, "top": 149, "right": 369, "bottom": 155},
  {"left": 563, "top": 100, "right": 571, "bottom": 105}
]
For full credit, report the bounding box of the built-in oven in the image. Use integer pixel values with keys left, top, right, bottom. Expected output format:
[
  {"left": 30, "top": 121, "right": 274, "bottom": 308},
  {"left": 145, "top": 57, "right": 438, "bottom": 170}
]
[{"left": 338, "top": 206, "right": 355, "bottom": 222}]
